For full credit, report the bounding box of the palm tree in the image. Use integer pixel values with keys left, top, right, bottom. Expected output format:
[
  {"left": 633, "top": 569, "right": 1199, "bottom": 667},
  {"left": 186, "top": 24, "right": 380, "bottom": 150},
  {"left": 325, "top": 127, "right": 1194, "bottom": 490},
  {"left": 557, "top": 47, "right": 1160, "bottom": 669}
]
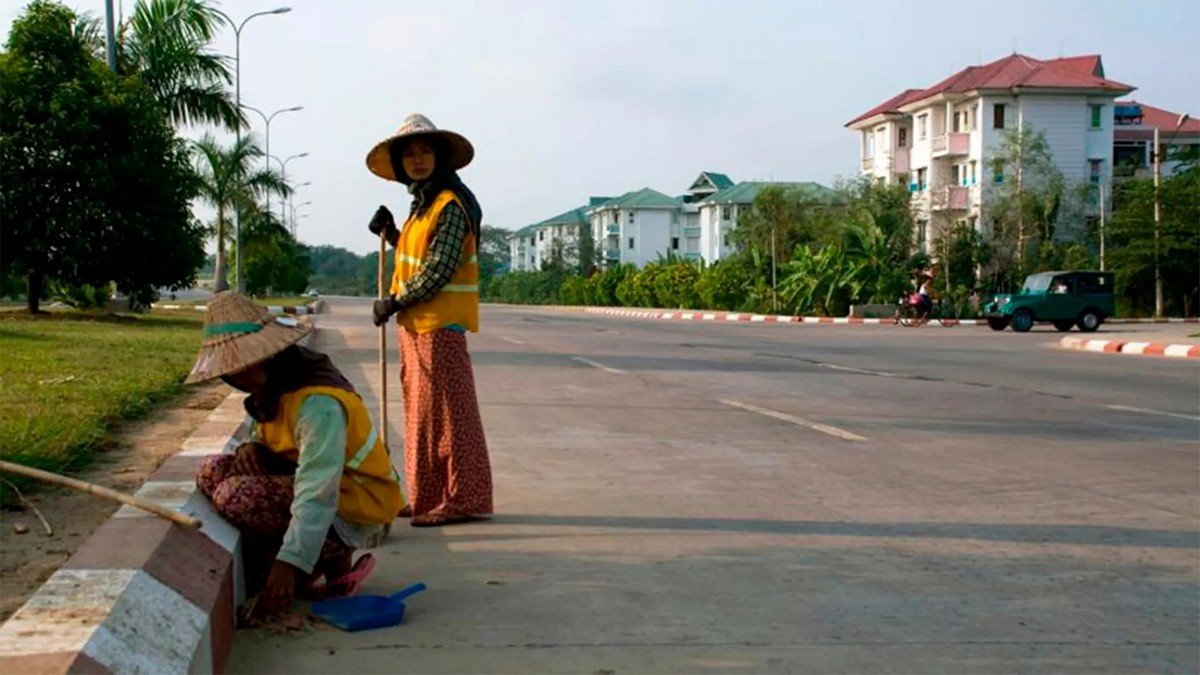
[
  {"left": 192, "top": 133, "right": 290, "bottom": 291},
  {"left": 78, "top": 0, "right": 242, "bottom": 130}
]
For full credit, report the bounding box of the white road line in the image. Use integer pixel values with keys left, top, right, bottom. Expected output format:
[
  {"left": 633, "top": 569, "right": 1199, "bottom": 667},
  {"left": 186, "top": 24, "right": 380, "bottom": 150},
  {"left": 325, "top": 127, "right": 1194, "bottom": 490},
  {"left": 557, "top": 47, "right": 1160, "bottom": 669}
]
[
  {"left": 1105, "top": 405, "right": 1200, "bottom": 422},
  {"left": 497, "top": 336, "right": 526, "bottom": 345},
  {"left": 720, "top": 399, "right": 868, "bottom": 442},
  {"left": 571, "top": 356, "right": 627, "bottom": 374},
  {"left": 820, "top": 363, "right": 900, "bottom": 378}
]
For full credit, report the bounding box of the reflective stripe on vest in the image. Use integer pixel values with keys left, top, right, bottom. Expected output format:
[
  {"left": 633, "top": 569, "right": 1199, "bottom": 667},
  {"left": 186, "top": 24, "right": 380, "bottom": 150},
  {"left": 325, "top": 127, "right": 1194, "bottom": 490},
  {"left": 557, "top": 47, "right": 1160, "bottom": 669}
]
[{"left": 346, "top": 421, "right": 379, "bottom": 470}]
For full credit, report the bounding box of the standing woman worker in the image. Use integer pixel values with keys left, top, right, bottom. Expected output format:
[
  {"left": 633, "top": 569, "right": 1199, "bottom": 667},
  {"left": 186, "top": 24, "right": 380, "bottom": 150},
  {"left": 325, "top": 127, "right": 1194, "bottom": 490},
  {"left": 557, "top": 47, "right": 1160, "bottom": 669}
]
[{"left": 366, "top": 114, "right": 493, "bottom": 527}]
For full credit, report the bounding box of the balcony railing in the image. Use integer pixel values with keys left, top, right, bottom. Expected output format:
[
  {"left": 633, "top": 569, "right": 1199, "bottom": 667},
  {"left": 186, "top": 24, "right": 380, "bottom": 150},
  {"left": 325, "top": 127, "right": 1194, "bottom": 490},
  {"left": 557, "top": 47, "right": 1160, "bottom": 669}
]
[
  {"left": 892, "top": 149, "right": 910, "bottom": 174},
  {"left": 861, "top": 156, "right": 874, "bottom": 171},
  {"left": 683, "top": 252, "right": 701, "bottom": 261},
  {"left": 931, "top": 132, "right": 970, "bottom": 157},
  {"left": 604, "top": 249, "right": 621, "bottom": 260},
  {"left": 605, "top": 224, "right": 620, "bottom": 236},
  {"left": 683, "top": 226, "right": 701, "bottom": 237},
  {"left": 931, "top": 186, "right": 970, "bottom": 211}
]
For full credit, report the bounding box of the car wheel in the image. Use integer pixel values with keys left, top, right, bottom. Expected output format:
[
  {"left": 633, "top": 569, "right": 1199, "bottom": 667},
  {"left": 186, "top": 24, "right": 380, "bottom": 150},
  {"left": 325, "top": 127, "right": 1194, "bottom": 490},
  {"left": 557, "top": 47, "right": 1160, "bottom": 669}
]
[
  {"left": 1077, "top": 309, "right": 1102, "bottom": 333},
  {"left": 987, "top": 317, "right": 1008, "bottom": 331},
  {"left": 1011, "top": 309, "right": 1034, "bottom": 333},
  {"left": 1053, "top": 320, "right": 1074, "bottom": 332}
]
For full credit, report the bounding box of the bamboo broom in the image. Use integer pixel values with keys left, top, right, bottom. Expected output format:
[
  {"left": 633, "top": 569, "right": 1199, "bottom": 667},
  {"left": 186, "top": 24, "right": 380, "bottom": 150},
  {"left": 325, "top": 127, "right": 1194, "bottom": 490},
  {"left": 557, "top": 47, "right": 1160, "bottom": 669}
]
[{"left": 0, "top": 460, "right": 201, "bottom": 528}]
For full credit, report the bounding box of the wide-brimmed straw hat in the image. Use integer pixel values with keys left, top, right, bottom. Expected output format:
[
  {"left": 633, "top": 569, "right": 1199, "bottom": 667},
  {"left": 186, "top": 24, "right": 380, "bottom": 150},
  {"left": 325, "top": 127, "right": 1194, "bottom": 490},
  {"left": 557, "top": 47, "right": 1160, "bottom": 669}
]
[
  {"left": 365, "top": 113, "right": 474, "bottom": 183},
  {"left": 185, "top": 292, "right": 312, "bottom": 384}
]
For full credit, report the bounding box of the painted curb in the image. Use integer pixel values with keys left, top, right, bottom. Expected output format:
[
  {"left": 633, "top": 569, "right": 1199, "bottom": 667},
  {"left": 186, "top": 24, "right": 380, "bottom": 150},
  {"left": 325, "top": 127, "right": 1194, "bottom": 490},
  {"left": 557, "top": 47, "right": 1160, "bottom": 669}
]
[
  {"left": 0, "top": 394, "right": 250, "bottom": 674},
  {"left": 1060, "top": 336, "right": 1200, "bottom": 359},
  {"left": 530, "top": 305, "right": 983, "bottom": 326},
  {"left": 152, "top": 302, "right": 322, "bottom": 316}
]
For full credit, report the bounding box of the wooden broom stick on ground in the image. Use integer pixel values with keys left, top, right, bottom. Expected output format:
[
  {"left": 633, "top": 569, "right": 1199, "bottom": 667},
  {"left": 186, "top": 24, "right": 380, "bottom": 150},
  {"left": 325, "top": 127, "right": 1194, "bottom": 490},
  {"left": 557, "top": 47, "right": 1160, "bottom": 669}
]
[{"left": 0, "top": 460, "right": 201, "bottom": 529}]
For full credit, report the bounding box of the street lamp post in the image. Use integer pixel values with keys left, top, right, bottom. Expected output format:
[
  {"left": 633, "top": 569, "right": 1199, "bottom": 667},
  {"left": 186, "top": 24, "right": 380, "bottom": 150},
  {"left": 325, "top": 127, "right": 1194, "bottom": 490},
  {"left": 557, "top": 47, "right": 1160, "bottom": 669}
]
[
  {"left": 1152, "top": 113, "right": 1191, "bottom": 318},
  {"left": 290, "top": 201, "right": 313, "bottom": 236},
  {"left": 212, "top": 6, "right": 292, "bottom": 293},
  {"left": 269, "top": 152, "right": 309, "bottom": 231},
  {"left": 244, "top": 105, "right": 303, "bottom": 216}
]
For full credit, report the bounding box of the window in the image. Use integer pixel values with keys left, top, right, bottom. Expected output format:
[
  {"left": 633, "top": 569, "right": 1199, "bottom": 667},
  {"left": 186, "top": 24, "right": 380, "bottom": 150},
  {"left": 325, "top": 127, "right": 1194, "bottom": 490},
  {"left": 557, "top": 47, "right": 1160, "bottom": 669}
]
[
  {"left": 1090, "top": 159, "right": 1103, "bottom": 184},
  {"left": 993, "top": 103, "right": 1006, "bottom": 129},
  {"left": 969, "top": 160, "right": 978, "bottom": 185},
  {"left": 953, "top": 111, "right": 962, "bottom": 133},
  {"left": 538, "top": 230, "right": 545, "bottom": 241},
  {"left": 671, "top": 237, "right": 680, "bottom": 250},
  {"left": 916, "top": 167, "right": 927, "bottom": 191},
  {"left": 952, "top": 164, "right": 962, "bottom": 185},
  {"left": 628, "top": 237, "right": 635, "bottom": 250},
  {"left": 898, "top": 128, "right": 908, "bottom": 148},
  {"left": 864, "top": 130, "right": 875, "bottom": 158},
  {"left": 992, "top": 159, "right": 1004, "bottom": 184},
  {"left": 1090, "top": 104, "right": 1103, "bottom": 129},
  {"left": 568, "top": 226, "right": 576, "bottom": 236},
  {"left": 917, "top": 114, "right": 928, "bottom": 140},
  {"left": 627, "top": 211, "right": 635, "bottom": 223},
  {"left": 916, "top": 220, "right": 928, "bottom": 250},
  {"left": 721, "top": 206, "right": 731, "bottom": 220}
]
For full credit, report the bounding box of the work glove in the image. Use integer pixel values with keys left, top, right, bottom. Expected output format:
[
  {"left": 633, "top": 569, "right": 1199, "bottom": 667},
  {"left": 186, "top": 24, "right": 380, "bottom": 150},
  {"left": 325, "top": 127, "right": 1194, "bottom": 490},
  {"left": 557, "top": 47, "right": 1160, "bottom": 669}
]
[
  {"left": 368, "top": 205, "right": 399, "bottom": 245},
  {"left": 373, "top": 296, "right": 401, "bottom": 327}
]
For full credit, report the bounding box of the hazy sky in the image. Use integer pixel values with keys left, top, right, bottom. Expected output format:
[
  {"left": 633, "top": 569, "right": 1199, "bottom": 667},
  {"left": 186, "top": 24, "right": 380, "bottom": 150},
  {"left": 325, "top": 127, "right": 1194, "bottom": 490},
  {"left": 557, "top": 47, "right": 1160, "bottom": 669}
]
[{"left": 3, "top": 0, "right": 1198, "bottom": 255}]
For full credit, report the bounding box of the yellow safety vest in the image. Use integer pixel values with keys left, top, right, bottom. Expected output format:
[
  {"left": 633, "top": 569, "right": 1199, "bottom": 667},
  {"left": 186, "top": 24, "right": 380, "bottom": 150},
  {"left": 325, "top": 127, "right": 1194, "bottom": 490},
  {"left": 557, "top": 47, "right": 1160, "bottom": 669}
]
[
  {"left": 390, "top": 189, "right": 480, "bottom": 333},
  {"left": 255, "top": 386, "right": 403, "bottom": 525}
]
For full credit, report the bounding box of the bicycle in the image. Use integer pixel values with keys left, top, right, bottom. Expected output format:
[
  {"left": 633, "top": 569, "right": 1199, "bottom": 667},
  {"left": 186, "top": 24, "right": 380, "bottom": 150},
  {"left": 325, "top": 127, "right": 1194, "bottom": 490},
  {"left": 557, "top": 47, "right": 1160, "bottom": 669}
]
[{"left": 895, "top": 295, "right": 958, "bottom": 327}]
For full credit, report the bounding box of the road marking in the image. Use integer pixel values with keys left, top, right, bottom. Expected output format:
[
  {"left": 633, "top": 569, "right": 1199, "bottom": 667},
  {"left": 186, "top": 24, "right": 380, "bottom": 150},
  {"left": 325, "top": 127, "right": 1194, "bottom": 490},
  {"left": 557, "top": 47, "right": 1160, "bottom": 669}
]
[
  {"left": 1105, "top": 405, "right": 1200, "bottom": 422},
  {"left": 820, "top": 363, "right": 900, "bottom": 378},
  {"left": 720, "top": 399, "right": 868, "bottom": 441},
  {"left": 497, "top": 336, "right": 526, "bottom": 345},
  {"left": 571, "top": 356, "right": 627, "bottom": 374}
]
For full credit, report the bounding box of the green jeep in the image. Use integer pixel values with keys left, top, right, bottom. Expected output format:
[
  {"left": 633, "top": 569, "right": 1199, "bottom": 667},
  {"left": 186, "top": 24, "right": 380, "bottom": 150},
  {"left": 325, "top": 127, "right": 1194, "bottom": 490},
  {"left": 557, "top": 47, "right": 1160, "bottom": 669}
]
[{"left": 984, "top": 271, "right": 1115, "bottom": 333}]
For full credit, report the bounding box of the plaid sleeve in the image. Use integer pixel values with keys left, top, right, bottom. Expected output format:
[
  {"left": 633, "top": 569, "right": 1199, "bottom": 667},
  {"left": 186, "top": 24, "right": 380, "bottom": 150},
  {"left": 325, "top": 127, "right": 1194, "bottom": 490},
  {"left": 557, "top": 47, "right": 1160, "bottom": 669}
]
[{"left": 394, "top": 202, "right": 470, "bottom": 310}]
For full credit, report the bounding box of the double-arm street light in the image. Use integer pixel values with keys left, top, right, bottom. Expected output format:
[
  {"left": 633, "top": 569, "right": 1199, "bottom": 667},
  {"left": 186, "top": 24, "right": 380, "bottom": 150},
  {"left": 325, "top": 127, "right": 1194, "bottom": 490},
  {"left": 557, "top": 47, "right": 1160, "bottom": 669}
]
[
  {"left": 211, "top": 6, "right": 292, "bottom": 292},
  {"left": 290, "top": 201, "right": 313, "bottom": 237},
  {"left": 244, "top": 105, "right": 303, "bottom": 215},
  {"left": 269, "top": 153, "right": 309, "bottom": 231}
]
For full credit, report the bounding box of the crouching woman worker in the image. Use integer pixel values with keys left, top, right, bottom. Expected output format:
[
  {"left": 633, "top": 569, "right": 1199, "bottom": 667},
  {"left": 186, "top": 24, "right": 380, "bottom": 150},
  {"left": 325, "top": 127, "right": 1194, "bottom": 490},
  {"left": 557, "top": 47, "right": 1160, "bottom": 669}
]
[{"left": 186, "top": 292, "right": 403, "bottom": 617}]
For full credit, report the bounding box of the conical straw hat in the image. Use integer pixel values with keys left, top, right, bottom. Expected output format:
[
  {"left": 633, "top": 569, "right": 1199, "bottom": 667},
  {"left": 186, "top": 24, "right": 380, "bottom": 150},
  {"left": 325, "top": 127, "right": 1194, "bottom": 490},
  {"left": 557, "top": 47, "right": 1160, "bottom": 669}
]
[
  {"left": 185, "top": 292, "right": 312, "bottom": 384},
  {"left": 365, "top": 113, "right": 474, "bottom": 183}
]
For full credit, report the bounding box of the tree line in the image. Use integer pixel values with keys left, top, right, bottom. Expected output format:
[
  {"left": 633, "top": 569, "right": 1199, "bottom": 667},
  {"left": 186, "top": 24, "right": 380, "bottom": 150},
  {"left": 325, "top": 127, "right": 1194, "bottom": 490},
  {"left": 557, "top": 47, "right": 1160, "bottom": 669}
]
[
  {"left": 486, "top": 130, "right": 1199, "bottom": 318},
  {"left": 1, "top": 0, "right": 310, "bottom": 312}
]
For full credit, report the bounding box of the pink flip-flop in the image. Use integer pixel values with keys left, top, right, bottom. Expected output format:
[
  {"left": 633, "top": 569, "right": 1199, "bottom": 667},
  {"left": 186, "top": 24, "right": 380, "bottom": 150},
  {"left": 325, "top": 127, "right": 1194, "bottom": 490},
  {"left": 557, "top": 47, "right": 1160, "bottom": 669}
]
[{"left": 309, "top": 554, "right": 376, "bottom": 601}]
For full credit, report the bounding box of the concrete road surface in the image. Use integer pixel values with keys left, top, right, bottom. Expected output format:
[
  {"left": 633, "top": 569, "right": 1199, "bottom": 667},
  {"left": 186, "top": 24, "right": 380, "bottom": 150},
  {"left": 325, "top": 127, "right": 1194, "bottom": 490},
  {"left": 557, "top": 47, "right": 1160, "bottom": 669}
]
[{"left": 230, "top": 297, "right": 1198, "bottom": 674}]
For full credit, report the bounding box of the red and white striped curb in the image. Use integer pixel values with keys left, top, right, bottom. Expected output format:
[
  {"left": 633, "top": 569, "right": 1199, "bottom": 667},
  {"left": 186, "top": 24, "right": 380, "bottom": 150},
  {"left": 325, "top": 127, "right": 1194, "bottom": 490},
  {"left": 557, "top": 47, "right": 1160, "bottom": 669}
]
[
  {"left": 0, "top": 395, "right": 250, "bottom": 674},
  {"left": 537, "top": 305, "right": 983, "bottom": 326},
  {"left": 1105, "top": 317, "right": 1200, "bottom": 324},
  {"left": 1060, "top": 336, "right": 1200, "bottom": 358},
  {"left": 154, "top": 303, "right": 318, "bottom": 315}
]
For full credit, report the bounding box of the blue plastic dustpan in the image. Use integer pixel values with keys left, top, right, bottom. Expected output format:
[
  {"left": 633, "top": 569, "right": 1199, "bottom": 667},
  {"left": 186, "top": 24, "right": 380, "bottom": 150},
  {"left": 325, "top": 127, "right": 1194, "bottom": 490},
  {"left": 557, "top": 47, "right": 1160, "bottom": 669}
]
[{"left": 310, "top": 582, "right": 426, "bottom": 632}]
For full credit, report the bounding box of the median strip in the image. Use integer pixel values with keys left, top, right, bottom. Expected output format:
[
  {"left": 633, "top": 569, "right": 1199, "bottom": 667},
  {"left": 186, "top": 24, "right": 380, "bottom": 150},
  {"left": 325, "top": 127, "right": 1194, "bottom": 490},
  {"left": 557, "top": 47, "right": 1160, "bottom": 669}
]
[{"left": 1059, "top": 336, "right": 1200, "bottom": 359}]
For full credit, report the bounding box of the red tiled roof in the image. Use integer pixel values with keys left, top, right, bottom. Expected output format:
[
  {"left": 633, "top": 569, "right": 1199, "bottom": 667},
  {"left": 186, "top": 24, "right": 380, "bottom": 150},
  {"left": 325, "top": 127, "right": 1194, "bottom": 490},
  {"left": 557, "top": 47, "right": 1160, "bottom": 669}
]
[
  {"left": 1044, "top": 54, "right": 1104, "bottom": 77},
  {"left": 847, "top": 53, "right": 1134, "bottom": 126},
  {"left": 844, "top": 88, "right": 924, "bottom": 127},
  {"left": 1115, "top": 100, "right": 1200, "bottom": 133}
]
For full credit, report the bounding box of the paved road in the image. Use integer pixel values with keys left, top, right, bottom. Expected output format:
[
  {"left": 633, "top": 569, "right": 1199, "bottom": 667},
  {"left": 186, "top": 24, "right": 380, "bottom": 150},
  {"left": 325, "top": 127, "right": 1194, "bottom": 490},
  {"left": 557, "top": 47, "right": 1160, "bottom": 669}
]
[{"left": 231, "top": 297, "right": 1198, "bottom": 674}]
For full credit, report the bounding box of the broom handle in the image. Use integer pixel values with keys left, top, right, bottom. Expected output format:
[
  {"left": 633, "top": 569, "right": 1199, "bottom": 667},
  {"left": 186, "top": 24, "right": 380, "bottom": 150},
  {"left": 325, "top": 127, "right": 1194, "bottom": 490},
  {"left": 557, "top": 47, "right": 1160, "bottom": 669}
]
[
  {"left": 378, "top": 231, "right": 388, "bottom": 449},
  {"left": 0, "top": 460, "right": 201, "bottom": 528}
]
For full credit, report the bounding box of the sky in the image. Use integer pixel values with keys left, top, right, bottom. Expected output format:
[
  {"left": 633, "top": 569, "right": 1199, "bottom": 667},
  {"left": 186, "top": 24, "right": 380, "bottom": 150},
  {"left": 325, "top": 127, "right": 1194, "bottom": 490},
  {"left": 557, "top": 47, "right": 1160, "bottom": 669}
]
[{"left": 3, "top": 0, "right": 1198, "bottom": 256}]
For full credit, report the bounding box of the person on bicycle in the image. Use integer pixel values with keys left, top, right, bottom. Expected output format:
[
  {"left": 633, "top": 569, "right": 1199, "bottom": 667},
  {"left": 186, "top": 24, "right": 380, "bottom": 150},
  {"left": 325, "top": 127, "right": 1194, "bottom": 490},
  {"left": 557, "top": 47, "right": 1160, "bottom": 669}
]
[{"left": 914, "top": 272, "right": 934, "bottom": 315}]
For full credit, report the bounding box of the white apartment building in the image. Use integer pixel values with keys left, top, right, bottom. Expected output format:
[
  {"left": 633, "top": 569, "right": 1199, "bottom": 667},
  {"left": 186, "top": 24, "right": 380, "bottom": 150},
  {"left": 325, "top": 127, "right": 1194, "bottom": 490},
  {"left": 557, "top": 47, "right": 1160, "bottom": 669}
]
[
  {"left": 1112, "top": 100, "right": 1200, "bottom": 179},
  {"left": 847, "top": 53, "right": 1134, "bottom": 253},
  {"left": 508, "top": 205, "right": 589, "bottom": 271},
  {"left": 588, "top": 189, "right": 682, "bottom": 268},
  {"left": 694, "top": 181, "right": 835, "bottom": 265}
]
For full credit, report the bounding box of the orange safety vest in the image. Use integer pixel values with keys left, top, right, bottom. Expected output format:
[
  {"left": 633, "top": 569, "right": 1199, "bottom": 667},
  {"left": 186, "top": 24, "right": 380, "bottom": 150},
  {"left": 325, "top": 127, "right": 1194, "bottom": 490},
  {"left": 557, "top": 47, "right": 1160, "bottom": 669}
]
[
  {"left": 254, "top": 386, "right": 403, "bottom": 525},
  {"left": 390, "top": 190, "right": 480, "bottom": 333}
]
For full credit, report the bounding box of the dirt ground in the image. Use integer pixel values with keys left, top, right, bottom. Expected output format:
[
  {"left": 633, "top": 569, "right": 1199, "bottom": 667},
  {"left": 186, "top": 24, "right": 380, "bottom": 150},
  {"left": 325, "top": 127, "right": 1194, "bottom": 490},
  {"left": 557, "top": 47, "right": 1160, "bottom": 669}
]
[{"left": 0, "top": 382, "right": 230, "bottom": 622}]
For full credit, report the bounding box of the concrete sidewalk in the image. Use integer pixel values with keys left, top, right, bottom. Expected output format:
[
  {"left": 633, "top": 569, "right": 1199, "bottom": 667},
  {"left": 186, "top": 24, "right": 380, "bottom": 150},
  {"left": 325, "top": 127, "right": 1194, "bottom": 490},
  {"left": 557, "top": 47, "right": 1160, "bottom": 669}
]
[{"left": 229, "top": 299, "right": 1198, "bottom": 674}]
